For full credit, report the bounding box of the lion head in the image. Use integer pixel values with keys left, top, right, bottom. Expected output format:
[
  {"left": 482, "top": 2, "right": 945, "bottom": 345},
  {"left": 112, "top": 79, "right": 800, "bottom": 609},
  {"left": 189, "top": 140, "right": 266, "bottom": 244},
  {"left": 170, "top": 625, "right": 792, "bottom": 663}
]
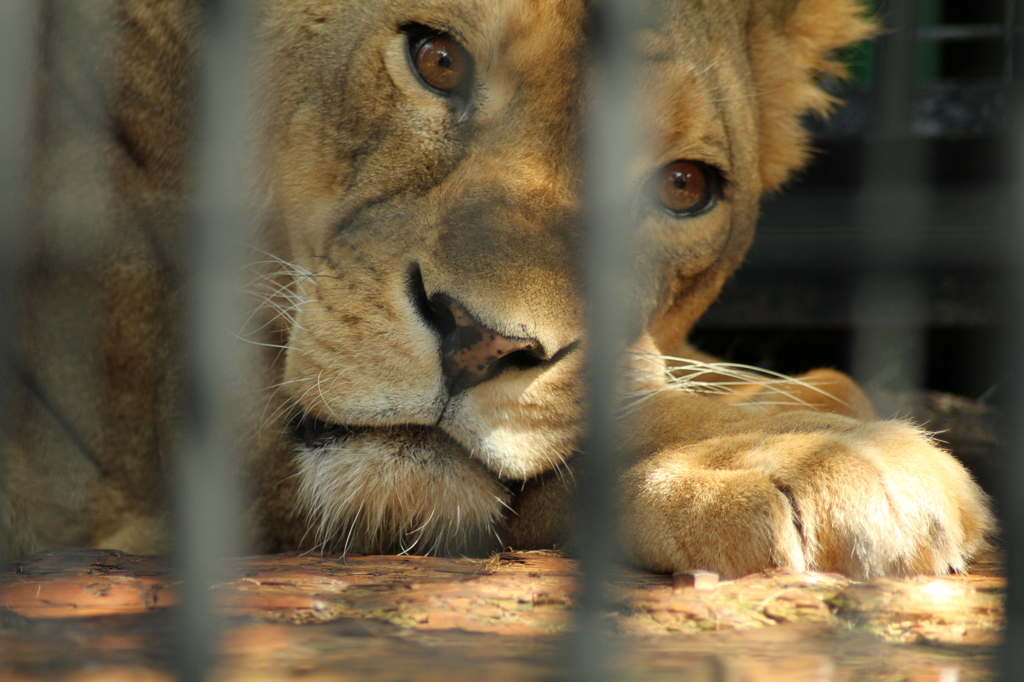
[{"left": 248, "top": 0, "right": 872, "bottom": 555}]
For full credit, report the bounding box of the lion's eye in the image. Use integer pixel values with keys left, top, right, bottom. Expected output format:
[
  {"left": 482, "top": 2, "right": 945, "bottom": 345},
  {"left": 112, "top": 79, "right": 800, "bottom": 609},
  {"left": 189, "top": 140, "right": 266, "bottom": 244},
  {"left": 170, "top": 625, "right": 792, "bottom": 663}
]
[
  {"left": 411, "top": 32, "right": 471, "bottom": 93},
  {"left": 655, "top": 160, "right": 720, "bottom": 216}
]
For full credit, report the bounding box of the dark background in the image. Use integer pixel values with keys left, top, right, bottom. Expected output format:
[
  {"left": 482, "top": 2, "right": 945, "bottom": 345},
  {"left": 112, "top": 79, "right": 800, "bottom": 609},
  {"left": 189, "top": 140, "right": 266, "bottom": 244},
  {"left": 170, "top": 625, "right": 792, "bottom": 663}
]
[{"left": 691, "top": 0, "right": 1013, "bottom": 403}]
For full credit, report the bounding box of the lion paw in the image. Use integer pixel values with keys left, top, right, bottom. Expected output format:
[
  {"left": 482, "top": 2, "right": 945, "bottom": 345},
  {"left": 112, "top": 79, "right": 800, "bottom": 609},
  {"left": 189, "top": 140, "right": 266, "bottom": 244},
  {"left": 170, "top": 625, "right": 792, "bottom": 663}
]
[{"left": 621, "top": 419, "right": 995, "bottom": 579}]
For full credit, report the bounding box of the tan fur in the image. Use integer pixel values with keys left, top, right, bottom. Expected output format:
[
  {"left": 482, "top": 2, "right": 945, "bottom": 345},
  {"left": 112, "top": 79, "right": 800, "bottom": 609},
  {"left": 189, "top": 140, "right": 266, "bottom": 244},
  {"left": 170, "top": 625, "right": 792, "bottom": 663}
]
[{"left": 5, "top": 0, "right": 994, "bottom": 579}]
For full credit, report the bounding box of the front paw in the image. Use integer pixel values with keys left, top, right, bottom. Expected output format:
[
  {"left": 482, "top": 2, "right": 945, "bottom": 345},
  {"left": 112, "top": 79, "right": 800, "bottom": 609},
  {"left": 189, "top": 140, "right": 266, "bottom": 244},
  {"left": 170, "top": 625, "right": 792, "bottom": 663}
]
[{"left": 621, "top": 418, "right": 995, "bottom": 579}]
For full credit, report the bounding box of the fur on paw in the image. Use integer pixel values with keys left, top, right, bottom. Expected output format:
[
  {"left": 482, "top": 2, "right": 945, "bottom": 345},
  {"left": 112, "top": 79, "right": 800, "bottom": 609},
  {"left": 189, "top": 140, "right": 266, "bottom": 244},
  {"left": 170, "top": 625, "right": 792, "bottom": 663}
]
[{"left": 621, "top": 417, "right": 995, "bottom": 579}]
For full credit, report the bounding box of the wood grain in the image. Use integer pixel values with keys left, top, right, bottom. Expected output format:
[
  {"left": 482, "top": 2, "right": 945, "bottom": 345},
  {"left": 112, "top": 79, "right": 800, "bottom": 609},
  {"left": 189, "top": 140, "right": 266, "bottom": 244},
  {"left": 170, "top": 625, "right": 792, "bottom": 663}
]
[{"left": 0, "top": 547, "right": 1003, "bottom": 680}]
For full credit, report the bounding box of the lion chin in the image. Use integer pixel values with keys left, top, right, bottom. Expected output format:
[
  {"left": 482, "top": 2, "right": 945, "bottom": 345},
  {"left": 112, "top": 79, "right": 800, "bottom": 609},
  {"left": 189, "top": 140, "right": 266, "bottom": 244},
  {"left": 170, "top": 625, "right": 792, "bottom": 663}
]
[{"left": 293, "top": 425, "right": 508, "bottom": 556}]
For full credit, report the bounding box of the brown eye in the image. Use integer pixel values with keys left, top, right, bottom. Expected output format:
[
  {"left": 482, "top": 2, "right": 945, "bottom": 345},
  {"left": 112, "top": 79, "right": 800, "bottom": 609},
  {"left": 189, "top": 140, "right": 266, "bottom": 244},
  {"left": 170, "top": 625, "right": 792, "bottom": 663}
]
[
  {"left": 413, "top": 34, "right": 470, "bottom": 93},
  {"left": 655, "top": 160, "right": 719, "bottom": 216}
]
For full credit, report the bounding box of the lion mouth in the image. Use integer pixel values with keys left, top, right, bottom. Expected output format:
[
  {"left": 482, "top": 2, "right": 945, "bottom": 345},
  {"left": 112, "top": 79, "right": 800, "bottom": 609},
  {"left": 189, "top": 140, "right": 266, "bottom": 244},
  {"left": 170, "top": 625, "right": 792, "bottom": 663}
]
[
  {"left": 290, "top": 413, "right": 447, "bottom": 450},
  {"left": 291, "top": 414, "right": 357, "bottom": 448}
]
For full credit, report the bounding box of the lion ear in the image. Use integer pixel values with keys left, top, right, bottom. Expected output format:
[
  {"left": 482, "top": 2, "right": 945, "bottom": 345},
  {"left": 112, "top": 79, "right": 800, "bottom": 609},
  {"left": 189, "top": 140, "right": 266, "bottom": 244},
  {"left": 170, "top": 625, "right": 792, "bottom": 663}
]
[{"left": 748, "top": 0, "right": 875, "bottom": 192}]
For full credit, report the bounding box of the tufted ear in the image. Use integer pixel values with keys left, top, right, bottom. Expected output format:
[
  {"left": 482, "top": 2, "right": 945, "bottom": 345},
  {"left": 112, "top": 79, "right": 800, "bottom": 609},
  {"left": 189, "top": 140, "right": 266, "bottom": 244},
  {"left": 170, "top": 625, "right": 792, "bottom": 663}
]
[{"left": 748, "top": 0, "right": 875, "bottom": 192}]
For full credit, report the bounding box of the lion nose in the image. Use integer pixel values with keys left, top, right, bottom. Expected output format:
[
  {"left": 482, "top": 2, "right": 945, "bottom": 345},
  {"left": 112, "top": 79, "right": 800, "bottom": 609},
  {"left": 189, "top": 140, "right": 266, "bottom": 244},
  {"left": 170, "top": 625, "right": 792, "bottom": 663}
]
[{"left": 426, "top": 293, "right": 547, "bottom": 395}]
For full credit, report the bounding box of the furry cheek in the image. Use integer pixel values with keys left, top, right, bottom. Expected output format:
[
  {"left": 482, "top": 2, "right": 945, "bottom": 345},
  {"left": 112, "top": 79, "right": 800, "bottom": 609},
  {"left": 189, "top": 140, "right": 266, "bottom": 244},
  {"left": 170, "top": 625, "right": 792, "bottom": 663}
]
[{"left": 281, "top": 274, "right": 448, "bottom": 425}]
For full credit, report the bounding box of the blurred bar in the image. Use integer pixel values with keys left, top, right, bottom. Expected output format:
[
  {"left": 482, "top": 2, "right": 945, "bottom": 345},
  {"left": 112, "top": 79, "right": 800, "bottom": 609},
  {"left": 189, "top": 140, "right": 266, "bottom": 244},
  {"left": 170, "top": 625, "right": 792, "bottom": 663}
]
[
  {"left": 174, "top": 0, "right": 255, "bottom": 678},
  {"left": 852, "top": 0, "right": 930, "bottom": 404},
  {"left": 0, "top": 1, "right": 37, "bottom": 560},
  {"left": 571, "top": 0, "right": 650, "bottom": 678},
  {"left": 999, "top": 0, "right": 1024, "bottom": 675}
]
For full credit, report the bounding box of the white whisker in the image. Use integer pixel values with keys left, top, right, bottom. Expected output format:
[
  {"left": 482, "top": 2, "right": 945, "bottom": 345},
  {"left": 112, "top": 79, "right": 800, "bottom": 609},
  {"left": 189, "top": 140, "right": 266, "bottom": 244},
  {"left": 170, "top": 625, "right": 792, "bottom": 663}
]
[{"left": 620, "top": 350, "right": 849, "bottom": 415}]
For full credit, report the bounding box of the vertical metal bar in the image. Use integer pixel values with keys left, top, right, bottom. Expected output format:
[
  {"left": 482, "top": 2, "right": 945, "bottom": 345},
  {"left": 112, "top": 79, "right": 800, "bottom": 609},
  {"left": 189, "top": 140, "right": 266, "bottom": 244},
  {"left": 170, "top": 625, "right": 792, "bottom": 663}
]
[
  {"left": 571, "top": 0, "right": 650, "bottom": 679},
  {"left": 0, "top": 0, "right": 37, "bottom": 560},
  {"left": 999, "top": 1, "right": 1024, "bottom": 676},
  {"left": 174, "top": 1, "right": 255, "bottom": 679},
  {"left": 1001, "top": 166, "right": 1024, "bottom": 677},
  {"left": 852, "top": 0, "right": 930, "bottom": 407}
]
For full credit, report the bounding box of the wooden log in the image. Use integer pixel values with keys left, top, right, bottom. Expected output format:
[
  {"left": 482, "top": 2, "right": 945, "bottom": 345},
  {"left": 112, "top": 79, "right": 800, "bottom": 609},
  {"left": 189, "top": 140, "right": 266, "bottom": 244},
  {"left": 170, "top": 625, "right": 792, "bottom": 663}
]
[
  {"left": 0, "top": 548, "right": 1003, "bottom": 681},
  {"left": 0, "top": 549, "right": 175, "bottom": 618},
  {"left": 1, "top": 547, "right": 1004, "bottom": 646}
]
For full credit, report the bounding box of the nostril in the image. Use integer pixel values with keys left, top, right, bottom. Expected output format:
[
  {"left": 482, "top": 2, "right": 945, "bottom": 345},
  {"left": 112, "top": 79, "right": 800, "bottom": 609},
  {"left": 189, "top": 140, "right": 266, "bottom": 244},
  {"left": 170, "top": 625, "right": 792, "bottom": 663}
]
[
  {"left": 407, "top": 263, "right": 434, "bottom": 328},
  {"left": 407, "top": 263, "right": 458, "bottom": 339},
  {"left": 430, "top": 298, "right": 458, "bottom": 340},
  {"left": 405, "top": 264, "right": 556, "bottom": 395},
  {"left": 498, "top": 345, "right": 546, "bottom": 370}
]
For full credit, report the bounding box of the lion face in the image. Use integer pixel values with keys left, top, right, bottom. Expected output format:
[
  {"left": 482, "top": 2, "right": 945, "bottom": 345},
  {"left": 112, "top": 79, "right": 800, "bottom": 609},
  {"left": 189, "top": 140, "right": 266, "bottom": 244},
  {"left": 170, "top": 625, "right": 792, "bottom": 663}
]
[
  {"left": 253, "top": 0, "right": 865, "bottom": 553},
  {"left": 17, "top": 0, "right": 991, "bottom": 577}
]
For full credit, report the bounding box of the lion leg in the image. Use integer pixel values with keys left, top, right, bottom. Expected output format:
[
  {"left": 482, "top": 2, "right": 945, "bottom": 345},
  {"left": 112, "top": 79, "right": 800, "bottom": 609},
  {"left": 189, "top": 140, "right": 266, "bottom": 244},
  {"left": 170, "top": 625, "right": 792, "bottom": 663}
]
[
  {"left": 621, "top": 463, "right": 806, "bottom": 578},
  {"left": 622, "top": 391, "right": 995, "bottom": 578}
]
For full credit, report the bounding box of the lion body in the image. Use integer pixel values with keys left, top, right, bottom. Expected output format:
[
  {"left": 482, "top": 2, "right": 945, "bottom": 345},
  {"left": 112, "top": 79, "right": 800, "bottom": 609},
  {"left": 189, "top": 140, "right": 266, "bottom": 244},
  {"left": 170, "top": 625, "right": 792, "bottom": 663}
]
[{"left": 3, "top": 0, "right": 994, "bottom": 579}]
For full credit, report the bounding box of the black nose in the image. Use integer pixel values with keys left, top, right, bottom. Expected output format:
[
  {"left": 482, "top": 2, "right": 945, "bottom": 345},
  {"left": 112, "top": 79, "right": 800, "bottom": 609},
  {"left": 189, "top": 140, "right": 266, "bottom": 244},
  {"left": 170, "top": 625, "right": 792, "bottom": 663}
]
[
  {"left": 414, "top": 285, "right": 547, "bottom": 395},
  {"left": 406, "top": 264, "right": 548, "bottom": 394}
]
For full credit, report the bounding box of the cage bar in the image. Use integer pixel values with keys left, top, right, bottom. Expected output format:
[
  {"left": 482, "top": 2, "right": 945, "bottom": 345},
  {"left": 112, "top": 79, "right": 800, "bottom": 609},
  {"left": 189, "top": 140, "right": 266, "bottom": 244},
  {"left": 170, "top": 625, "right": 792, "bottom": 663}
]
[
  {"left": 851, "top": 0, "right": 932, "bottom": 402},
  {"left": 568, "top": 0, "right": 652, "bottom": 678},
  {"left": 173, "top": 0, "right": 256, "bottom": 679},
  {"left": 0, "top": 0, "right": 37, "bottom": 561},
  {"left": 998, "top": 0, "right": 1024, "bottom": 676}
]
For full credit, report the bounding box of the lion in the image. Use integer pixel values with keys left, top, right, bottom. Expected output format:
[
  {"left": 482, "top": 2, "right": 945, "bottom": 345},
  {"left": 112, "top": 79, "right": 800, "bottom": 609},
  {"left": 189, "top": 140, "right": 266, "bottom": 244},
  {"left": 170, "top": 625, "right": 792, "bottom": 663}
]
[{"left": 3, "top": 0, "right": 994, "bottom": 580}]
